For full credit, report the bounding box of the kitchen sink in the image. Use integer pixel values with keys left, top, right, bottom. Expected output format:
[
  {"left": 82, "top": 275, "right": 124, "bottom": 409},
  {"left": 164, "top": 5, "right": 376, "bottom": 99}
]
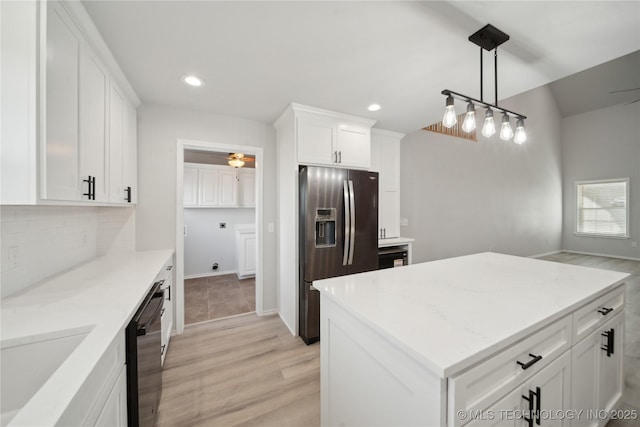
[{"left": 0, "top": 326, "right": 93, "bottom": 426}]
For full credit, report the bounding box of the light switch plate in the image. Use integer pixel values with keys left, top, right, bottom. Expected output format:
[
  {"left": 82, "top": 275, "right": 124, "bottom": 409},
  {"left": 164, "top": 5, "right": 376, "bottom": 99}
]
[{"left": 400, "top": 218, "right": 409, "bottom": 227}]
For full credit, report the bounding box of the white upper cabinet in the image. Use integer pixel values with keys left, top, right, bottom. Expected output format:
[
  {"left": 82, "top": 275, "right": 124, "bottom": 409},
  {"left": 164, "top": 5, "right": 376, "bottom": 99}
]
[
  {"left": 293, "top": 104, "right": 375, "bottom": 170},
  {"left": 0, "top": 0, "right": 140, "bottom": 205},
  {"left": 43, "top": 0, "right": 82, "bottom": 201},
  {"left": 184, "top": 163, "right": 254, "bottom": 208},
  {"left": 371, "top": 129, "right": 404, "bottom": 239},
  {"left": 80, "top": 46, "right": 109, "bottom": 203},
  {"left": 238, "top": 169, "right": 256, "bottom": 207},
  {"left": 183, "top": 166, "right": 198, "bottom": 207}
]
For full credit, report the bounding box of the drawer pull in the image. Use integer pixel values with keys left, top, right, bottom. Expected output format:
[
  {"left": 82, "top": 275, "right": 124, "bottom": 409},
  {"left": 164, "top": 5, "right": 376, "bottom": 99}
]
[
  {"left": 517, "top": 353, "right": 543, "bottom": 370},
  {"left": 598, "top": 307, "right": 613, "bottom": 315},
  {"left": 601, "top": 328, "right": 615, "bottom": 357}
]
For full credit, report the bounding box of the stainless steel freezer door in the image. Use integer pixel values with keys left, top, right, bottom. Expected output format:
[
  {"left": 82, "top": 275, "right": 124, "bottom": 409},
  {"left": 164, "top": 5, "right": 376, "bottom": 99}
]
[
  {"left": 347, "top": 169, "right": 379, "bottom": 274},
  {"left": 301, "top": 166, "right": 349, "bottom": 282}
]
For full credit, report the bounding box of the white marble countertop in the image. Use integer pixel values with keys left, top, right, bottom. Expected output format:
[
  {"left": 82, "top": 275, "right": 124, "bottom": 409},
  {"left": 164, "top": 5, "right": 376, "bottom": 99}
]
[
  {"left": 378, "top": 236, "right": 415, "bottom": 247},
  {"left": 1, "top": 249, "right": 173, "bottom": 426},
  {"left": 313, "top": 252, "right": 629, "bottom": 378}
]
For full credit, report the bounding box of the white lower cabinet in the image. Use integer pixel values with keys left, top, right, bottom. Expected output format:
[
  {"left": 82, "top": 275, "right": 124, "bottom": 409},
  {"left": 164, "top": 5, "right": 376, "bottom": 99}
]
[
  {"left": 94, "top": 366, "right": 127, "bottom": 427},
  {"left": 571, "top": 312, "right": 624, "bottom": 427},
  {"left": 160, "top": 261, "right": 174, "bottom": 366},
  {"left": 58, "top": 332, "right": 126, "bottom": 426},
  {"left": 467, "top": 351, "right": 571, "bottom": 427},
  {"left": 236, "top": 227, "right": 256, "bottom": 279}
]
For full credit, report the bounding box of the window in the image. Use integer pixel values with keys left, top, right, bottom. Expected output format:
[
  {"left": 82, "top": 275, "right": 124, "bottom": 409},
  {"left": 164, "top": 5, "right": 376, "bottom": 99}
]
[{"left": 576, "top": 178, "right": 629, "bottom": 238}]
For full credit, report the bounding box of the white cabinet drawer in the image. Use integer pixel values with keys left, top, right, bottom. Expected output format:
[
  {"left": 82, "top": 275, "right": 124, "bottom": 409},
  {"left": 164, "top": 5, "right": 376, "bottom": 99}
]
[
  {"left": 573, "top": 285, "right": 624, "bottom": 344},
  {"left": 448, "top": 315, "right": 572, "bottom": 427}
]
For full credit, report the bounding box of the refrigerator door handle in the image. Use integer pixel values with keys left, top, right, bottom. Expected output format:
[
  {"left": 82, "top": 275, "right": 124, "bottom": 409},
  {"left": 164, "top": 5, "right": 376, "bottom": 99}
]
[
  {"left": 348, "top": 180, "right": 356, "bottom": 265},
  {"left": 343, "top": 180, "right": 350, "bottom": 266}
]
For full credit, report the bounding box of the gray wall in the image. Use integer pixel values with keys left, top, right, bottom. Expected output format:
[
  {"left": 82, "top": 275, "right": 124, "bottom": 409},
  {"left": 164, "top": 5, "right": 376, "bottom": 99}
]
[
  {"left": 561, "top": 102, "right": 640, "bottom": 259},
  {"left": 136, "top": 103, "right": 278, "bottom": 311},
  {"left": 400, "top": 85, "right": 563, "bottom": 263},
  {"left": 183, "top": 208, "right": 255, "bottom": 277}
]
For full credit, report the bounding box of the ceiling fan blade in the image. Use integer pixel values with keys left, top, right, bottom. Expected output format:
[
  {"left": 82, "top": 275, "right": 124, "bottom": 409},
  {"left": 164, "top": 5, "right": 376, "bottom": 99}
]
[
  {"left": 609, "top": 88, "right": 640, "bottom": 94},
  {"left": 625, "top": 98, "right": 640, "bottom": 105}
]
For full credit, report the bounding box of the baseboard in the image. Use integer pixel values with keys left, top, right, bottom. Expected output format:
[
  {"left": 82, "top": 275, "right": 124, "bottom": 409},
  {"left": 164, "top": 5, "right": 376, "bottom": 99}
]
[
  {"left": 258, "top": 308, "right": 278, "bottom": 316},
  {"left": 279, "top": 312, "right": 297, "bottom": 337},
  {"left": 184, "top": 270, "right": 238, "bottom": 280},
  {"left": 561, "top": 250, "right": 640, "bottom": 262},
  {"left": 529, "top": 250, "right": 562, "bottom": 259}
]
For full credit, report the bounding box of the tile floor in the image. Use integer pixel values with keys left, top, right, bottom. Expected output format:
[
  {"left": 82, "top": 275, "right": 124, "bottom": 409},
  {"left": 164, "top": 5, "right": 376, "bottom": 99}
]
[{"left": 184, "top": 274, "right": 255, "bottom": 325}]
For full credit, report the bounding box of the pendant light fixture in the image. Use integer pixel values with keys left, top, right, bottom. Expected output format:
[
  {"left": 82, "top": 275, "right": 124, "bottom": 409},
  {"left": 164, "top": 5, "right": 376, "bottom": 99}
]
[{"left": 441, "top": 24, "right": 527, "bottom": 143}]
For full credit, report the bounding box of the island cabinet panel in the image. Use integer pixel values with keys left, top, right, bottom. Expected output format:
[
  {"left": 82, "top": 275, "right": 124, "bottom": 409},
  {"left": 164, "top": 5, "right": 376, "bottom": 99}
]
[
  {"left": 572, "top": 286, "right": 624, "bottom": 343},
  {"left": 571, "top": 312, "right": 624, "bottom": 427},
  {"left": 320, "top": 295, "right": 446, "bottom": 427},
  {"left": 466, "top": 351, "right": 571, "bottom": 427},
  {"left": 449, "top": 315, "right": 572, "bottom": 427}
]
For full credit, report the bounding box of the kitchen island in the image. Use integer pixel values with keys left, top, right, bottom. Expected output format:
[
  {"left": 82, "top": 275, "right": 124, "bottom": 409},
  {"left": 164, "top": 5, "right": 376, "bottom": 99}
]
[{"left": 313, "top": 252, "right": 629, "bottom": 427}]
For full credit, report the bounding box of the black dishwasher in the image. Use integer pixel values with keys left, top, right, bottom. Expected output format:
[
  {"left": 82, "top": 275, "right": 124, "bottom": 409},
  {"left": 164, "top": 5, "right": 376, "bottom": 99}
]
[{"left": 126, "top": 281, "right": 164, "bottom": 427}]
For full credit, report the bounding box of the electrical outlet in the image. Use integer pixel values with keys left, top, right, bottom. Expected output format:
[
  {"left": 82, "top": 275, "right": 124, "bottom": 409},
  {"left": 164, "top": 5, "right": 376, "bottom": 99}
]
[
  {"left": 268, "top": 222, "right": 275, "bottom": 233},
  {"left": 400, "top": 218, "right": 409, "bottom": 227},
  {"left": 220, "top": 223, "right": 226, "bottom": 229},
  {"left": 632, "top": 241, "right": 638, "bottom": 248}
]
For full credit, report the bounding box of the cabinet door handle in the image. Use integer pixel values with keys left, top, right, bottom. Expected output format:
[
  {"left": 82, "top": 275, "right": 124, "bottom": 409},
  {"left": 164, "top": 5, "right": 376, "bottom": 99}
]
[
  {"left": 83, "top": 176, "right": 94, "bottom": 200},
  {"left": 161, "top": 344, "right": 166, "bottom": 356},
  {"left": 334, "top": 151, "right": 338, "bottom": 163},
  {"left": 601, "top": 328, "right": 614, "bottom": 357},
  {"left": 517, "top": 353, "right": 543, "bottom": 370},
  {"left": 167, "top": 286, "right": 171, "bottom": 301},
  {"left": 125, "top": 186, "right": 132, "bottom": 203},
  {"left": 522, "top": 389, "right": 535, "bottom": 427},
  {"left": 338, "top": 151, "right": 342, "bottom": 163},
  {"left": 534, "top": 386, "right": 541, "bottom": 425},
  {"left": 598, "top": 307, "right": 613, "bottom": 315},
  {"left": 160, "top": 307, "right": 165, "bottom": 317}
]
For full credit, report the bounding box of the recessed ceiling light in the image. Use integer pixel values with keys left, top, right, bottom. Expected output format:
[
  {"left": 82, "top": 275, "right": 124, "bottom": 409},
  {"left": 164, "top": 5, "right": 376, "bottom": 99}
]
[
  {"left": 183, "top": 75, "right": 204, "bottom": 87},
  {"left": 367, "top": 104, "right": 381, "bottom": 112}
]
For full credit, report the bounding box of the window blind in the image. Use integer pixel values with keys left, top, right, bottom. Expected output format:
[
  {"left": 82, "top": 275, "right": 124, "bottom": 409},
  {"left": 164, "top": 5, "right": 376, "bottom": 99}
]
[{"left": 576, "top": 179, "right": 628, "bottom": 237}]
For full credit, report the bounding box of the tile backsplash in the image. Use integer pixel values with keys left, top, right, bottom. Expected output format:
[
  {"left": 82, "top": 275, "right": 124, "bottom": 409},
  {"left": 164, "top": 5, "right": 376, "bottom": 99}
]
[{"left": 1, "top": 205, "right": 135, "bottom": 297}]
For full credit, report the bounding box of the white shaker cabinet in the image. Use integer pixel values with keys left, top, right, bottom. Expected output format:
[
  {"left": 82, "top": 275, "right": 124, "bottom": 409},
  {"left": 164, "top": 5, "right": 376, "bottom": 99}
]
[
  {"left": 294, "top": 104, "right": 375, "bottom": 169},
  {"left": 43, "top": 0, "right": 82, "bottom": 201},
  {"left": 236, "top": 226, "right": 257, "bottom": 279},
  {"left": 238, "top": 168, "right": 256, "bottom": 207},
  {"left": 183, "top": 166, "right": 198, "bottom": 207},
  {"left": 0, "top": 0, "right": 140, "bottom": 206},
  {"left": 218, "top": 169, "right": 239, "bottom": 206},
  {"left": 371, "top": 129, "right": 404, "bottom": 239},
  {"left": 79, "top": 47, "right": 110, "bottom": 203},
  {"left": 571, "top": 312, "right": 624, "bottom": 427},
  {"left": 109, "top": 82, "right": 137, "bottom": 204}
]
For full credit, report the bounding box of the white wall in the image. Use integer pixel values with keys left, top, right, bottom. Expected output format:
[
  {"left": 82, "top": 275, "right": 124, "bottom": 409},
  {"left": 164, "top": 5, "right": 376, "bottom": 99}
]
[
  {"left": 1, "top": 206, "right": 135, "bottom": 297},
  {"left": 136, "top": 103, "right": 278, "bottom": 311},
  {"left": 184, "top": 208, "right": 255, "bottom": 277},
  {"left": 400, "top": 85, "right": 563, "bottom": 263},
  {"left": 561, "top": 102, "right": 640, "bottom": 259}
]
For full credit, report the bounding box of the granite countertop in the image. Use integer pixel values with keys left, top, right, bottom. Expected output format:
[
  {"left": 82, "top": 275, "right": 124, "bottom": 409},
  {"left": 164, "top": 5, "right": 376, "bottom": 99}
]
[
  {"left": 1, "top": 250, "right": 174, "bottom": 426},
  {"left": 313, "top": 252, "right": 629, "bottom": 378}
]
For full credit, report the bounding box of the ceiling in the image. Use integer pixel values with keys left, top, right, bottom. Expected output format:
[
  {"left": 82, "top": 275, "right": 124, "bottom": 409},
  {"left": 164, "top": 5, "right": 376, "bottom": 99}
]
[
  {"left": 83, "top": 1, "right": 640, "bottom": 134},
  {"left": 184, "top": 150, "right": 255, "bottom": 168}
]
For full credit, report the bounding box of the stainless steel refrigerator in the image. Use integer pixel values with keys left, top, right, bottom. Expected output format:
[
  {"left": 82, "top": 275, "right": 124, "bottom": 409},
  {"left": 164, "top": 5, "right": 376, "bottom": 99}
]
[{"left": 299, "top": 166, "right": 379, "bottom": 344}]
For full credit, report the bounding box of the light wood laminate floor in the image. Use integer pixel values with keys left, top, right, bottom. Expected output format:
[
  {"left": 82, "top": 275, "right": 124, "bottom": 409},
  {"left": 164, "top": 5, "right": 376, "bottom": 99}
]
[
  {"left": 158, "top": 313, "right": 320, "bottom": 426},
  {"left": 161, "top": 253, "right": 638, "bottom": 426}
]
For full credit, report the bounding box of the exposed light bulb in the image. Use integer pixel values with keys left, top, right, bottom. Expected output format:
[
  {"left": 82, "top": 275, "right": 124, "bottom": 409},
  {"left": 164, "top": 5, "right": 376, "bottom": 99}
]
[
  {"left": 461, "top": 102, "right": 476, "bottom": 133},
  {"left": 482, "top": 108, "right": 495, "bottom": 137},
  {"left": 442, "top": 95, "right": 457, "bottom": 128},
  {"left": 367, "top": 104, "right": 381, "bottom": 112},
  {"left": 499, "top": 113, "right": 513, "bottom": 141},
  {"left": 514, "top": 118, "right": 527, "bottom": 144}
]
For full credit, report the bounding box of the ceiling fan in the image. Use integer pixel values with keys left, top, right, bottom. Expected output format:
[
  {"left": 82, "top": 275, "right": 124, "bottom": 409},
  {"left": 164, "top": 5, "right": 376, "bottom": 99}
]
[
  {"left": 609, "top": 87, "right": 640, "bottom": 105},
  {"left": 227, "top": 153, "right": 254, "bottom": 168}
]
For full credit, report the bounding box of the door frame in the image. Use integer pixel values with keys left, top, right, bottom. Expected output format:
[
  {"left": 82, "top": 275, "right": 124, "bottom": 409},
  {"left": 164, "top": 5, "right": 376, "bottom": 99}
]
[{"left": 175, "top": 138, "right": 265, "bottom": 334}]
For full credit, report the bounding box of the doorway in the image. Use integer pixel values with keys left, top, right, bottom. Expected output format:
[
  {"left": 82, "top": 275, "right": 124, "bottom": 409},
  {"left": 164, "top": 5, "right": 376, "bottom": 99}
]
[{"left": 175, "top": 139, "right": 265, "bottom": 334}]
